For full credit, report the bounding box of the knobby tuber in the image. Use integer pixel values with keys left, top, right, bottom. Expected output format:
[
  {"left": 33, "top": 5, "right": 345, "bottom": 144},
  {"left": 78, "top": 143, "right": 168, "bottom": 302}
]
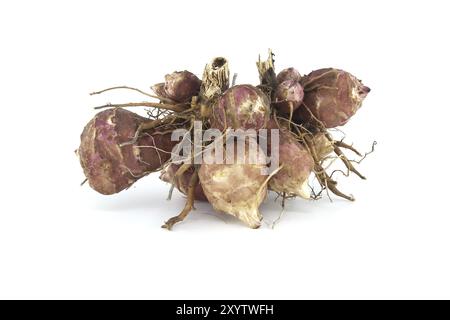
[
  {"left": 157, "top": 70, "right": 201, "bottom": 103},
  {"left": 297, "top": 68, "right": 370, "bottom": 128},
  {"left": 77, "top": 51, "right": 373, "bottom": 230},
  {"left": 211, "top": 84, "right": 270, "bottom": 131},
  {"left": 268, "top": 129, "right": 314, "bottom": 199},
  {"left": 78, "top": 108, "right": 178, "bottom": 194},
  {"left": 273, "top": 80, "right": 304, "bottom": 115},
  {"left": 198, "top": 138, "right": 269, "bottom": 229},
  {"left": 276, "top": 67, "right": 302, "bottom": 83}
]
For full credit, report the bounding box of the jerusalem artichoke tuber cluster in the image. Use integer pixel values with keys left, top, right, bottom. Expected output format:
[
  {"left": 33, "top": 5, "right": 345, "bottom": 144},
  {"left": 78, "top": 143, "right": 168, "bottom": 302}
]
[{"left": 77, "top": 51, "right": 373, "bottom": 229}]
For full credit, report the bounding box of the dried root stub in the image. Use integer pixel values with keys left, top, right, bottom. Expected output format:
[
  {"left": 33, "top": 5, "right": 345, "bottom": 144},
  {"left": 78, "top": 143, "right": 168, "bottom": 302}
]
[
  {"left": 297, "top": 68, "right": 370, "bottom": 128},
  {"left": 198, "top": 138, "right": 269, "bottom": 228},
  {"left": 78, "top": 108, "right": 177, "bottom": 195}
]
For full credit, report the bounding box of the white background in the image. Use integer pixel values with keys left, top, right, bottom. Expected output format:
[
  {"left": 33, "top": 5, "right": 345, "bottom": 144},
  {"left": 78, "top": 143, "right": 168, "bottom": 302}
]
[{"left": 0, "top": 0, "right": 449, "bottom": 299}]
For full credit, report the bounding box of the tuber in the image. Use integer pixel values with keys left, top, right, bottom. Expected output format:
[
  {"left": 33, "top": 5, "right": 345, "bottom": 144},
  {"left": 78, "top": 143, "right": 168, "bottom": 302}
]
[
  {"left": 151, "top": 70, "right": 201, "bottom": 103},
  {"left": 273, "top": 80, "right": 304, "bottom": 115},
  {"left": 268, "top": 129, "right": 314, "bottom": 198},
  {"left": 296, "top": 68, "right": 370, "bottom": 128},
  {"left": 211, "top": 84, "right": 270, "bottom": 131},
  {"left": 79, "top": 51, "right": 373, "bottom": 230},
  {"left": 198, "top": 138, "right": 268, "bottom": 228},
  {"left": 276, "top": 67, "right": 302, "bottom": 83},
  {"left": 78, "top": 108, "right": 177, "bottom": 195}
]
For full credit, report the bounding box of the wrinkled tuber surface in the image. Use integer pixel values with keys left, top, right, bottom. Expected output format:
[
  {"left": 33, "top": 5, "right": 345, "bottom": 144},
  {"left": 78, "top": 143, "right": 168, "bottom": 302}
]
[
  {"left": 163, "top": 71, "right": 201, "bottom": 102},
  {"left": 296, "top": 68, "right": 370, "bottom": 128},
  {"left": 211, "top": 84, "right": 270, "bottom": 131},
  {"left": 198, "top": 139, "right": 268, "bottom": 228},
  {"left": 78, "top": 108, "right": 177, "bottom": 195},
  {"left": 268, "top": 129, "right": 314, "bottom": 198},
  {"left": 273, "top": 80, "right": 304, "bottom": 114},
  {"left": 276, "top": 67, "right": 302, "bottom": 83}
]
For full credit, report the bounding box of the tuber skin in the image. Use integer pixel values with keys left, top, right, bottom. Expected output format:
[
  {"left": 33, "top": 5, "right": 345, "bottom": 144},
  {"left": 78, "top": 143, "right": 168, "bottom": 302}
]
[
  {"left": 296, "top": 68, "right": 370, "bottom": 128},
  {"left": 268, "top": 129, "right": 314, "bottom": 198},
  {"left": 78, "top": 108, "right": 177, "bottom": 195},
  {"left": 198, "top": 138, "right": 268, "bottom": 228},
  {"left": 163, "top": 71, "right": 201, "bottom": 102},
  {"left": 273, "top": 80, "right": 304, "bottom": 115},
  {"left": 160, "top": 163, "right": 207, "bottom": 201},
  {"left": 151, "top": 71, "right": 201, "bottom": 103},
  {"left": 211, "top": 84, "right": 270, "bottom": 131},
  {"left": 276, "top": 67, "right": 302, "bottom": 83}
]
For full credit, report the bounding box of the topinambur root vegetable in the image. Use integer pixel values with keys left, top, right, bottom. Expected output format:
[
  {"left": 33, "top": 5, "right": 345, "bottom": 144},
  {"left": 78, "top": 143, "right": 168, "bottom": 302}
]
[
  {"left": 273, "top": 80, "right": 304, "bottom": 115},
  {"left": 297, "top": 68, "right": 370, "bottom": 128},
  {"left": 78, "top": 108, "right": 177, "bottom": 195},
  {"left": 77, "top": 50, "right": 374, "bottom": 230},
  {"left": 151, "top": 70, "right": 201, "bottom": 103},
  {"left": 268, "top": 129, "right": 314, "bottom": 198},
  {"left": 211, "top": 84, "right": 270, "bottom": 131},
  {"left": 276, "top": 67, "right": 302, "bottom": 83},
  {"left": 198, "top": 138, "right": 269, "bottom": 228}
]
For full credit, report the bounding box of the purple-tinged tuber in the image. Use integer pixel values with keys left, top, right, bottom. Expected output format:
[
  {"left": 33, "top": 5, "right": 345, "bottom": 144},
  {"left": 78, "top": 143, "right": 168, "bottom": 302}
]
[
  {"left": 269, "top": 129, "right": 314, "bottom": 198},
  {"left": 273, "top": 80, "right": 304, "bottom": 114},
  {"left": 79, "top": 51, "right": 374, "bottom": 230},
  {"left": 78, "top": 108, "right": 177, "bottom": 195},
  {"left": 163, "top": 70, "right": 201, "bottom": 102},
  {"left": 211, "top": 84, "right": 270, "bottom": 131},
  {"left": 297, "top": 68, "right": 370, "bottom": 128},
  {"left": 276, "top": 67, "right": 302, "bottom": 83}
]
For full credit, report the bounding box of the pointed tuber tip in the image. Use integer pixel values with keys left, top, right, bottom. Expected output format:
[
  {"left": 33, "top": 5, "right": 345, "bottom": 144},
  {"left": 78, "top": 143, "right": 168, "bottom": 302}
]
[{"left": 359, "top": 85, "right": 371, "bottom": 96}]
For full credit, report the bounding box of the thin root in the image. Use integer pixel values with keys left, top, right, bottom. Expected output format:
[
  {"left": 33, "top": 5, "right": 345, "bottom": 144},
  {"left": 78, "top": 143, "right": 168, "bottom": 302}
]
[
  {"left": 351, "top": 141, "right": 377, "bottom": 164},
  {"left": 94, "top": 102, "right": 186, "bottom": 113},
  {"left": 162, "top": 170, "right": 199, "bottom": 230},
  {"left": 119, "top": 119, "right": 162, "bottom": 147},
  {"left": 90, "top": 85, "right": 175, "bottom": 104},
  {"left": 299, "top": 126, "right": 355, "bottom": 202}
]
